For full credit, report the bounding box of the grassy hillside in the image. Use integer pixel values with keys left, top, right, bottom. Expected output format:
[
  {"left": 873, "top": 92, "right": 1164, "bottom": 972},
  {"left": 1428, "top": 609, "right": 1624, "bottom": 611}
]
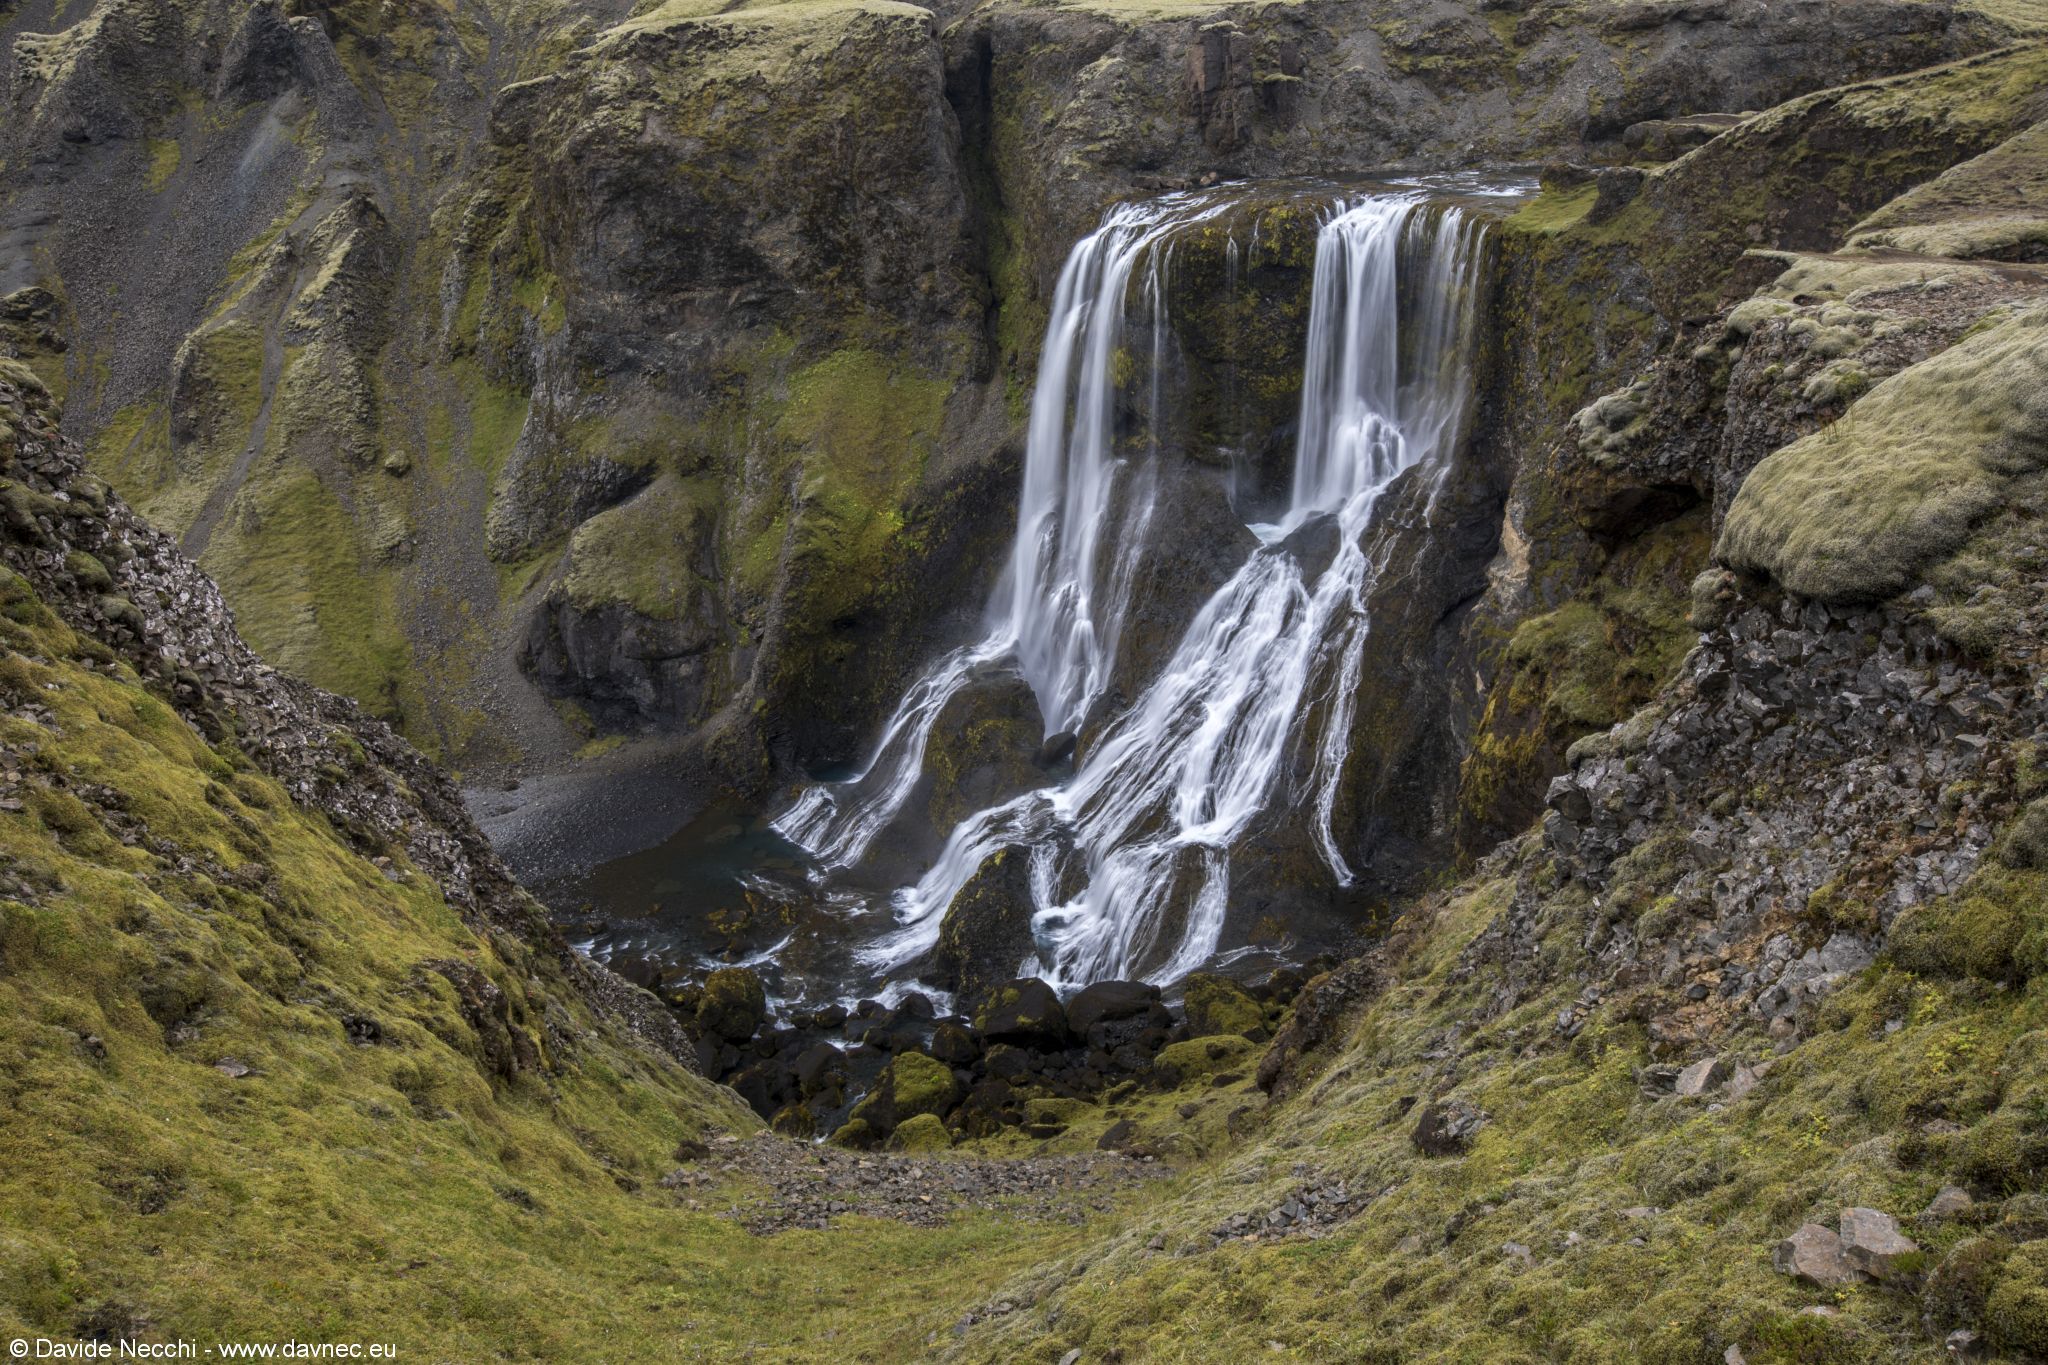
[{"left": 0, "top": 480, "right": 1134, "bottom": 1360}]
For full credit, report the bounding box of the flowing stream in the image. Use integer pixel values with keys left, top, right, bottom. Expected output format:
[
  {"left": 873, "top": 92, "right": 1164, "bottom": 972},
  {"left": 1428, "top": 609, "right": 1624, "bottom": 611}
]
[{"left": 773, "top": 187, "right": 1489, "bottom": 994}]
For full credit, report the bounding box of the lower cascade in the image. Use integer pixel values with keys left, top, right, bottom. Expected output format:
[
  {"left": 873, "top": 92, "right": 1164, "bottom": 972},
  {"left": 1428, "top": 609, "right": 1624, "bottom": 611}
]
[{"left": 776, "top": 188, "right": 1489, "bottom": 996}]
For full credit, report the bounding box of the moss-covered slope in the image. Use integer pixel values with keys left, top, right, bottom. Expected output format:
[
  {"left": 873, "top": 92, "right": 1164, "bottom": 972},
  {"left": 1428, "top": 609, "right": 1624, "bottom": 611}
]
[{"left": 0, "top": 361, "right": 1146, "bottom": 1360}]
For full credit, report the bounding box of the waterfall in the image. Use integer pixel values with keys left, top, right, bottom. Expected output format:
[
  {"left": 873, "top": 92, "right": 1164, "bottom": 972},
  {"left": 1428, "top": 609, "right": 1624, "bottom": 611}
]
[
  {"left": 782, "top": 189, "right": 1486, "bottom": 992},
  {"left": 774, "top": 192, "right": 1231, "bottom": 868}
]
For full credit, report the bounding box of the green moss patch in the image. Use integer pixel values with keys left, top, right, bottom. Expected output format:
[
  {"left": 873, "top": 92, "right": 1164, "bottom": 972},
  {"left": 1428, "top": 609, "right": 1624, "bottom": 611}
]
[{"left": 561, "top": 471, "right": 719, "bottom": 621}]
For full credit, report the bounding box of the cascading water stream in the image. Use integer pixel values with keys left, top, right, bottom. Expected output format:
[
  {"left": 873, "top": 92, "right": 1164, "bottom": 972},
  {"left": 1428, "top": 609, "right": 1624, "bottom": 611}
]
[
  {"left": 779, "top": 188, "right": 1486, "bottom": 994},
  {"left": 774, "top": 192, "right": 1232, "bottom": 869}
]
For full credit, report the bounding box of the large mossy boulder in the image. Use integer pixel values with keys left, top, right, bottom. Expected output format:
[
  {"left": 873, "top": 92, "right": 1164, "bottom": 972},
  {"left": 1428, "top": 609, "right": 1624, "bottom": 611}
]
[
  {"left": 886, "top": 1112, "right": 954, "bottom": 1153},
  {"left": 931, "top": 846, "right": 1038, "bottom": 1000},
  {"left": 840, "top": 1051, "right": 964, "bottom": 1142},
  {"left": 1180, "top": 972, "right": 1265, "bottom": 1039},
  {"left": 922, "top": 669, "right": 1044, "bottom": 839},
  {"left": 1152, "top": 1034, "right": 1256, "bottom": 1087},
  {"left": 694, "top": 967, "right": 767, "bottom": 1043}
]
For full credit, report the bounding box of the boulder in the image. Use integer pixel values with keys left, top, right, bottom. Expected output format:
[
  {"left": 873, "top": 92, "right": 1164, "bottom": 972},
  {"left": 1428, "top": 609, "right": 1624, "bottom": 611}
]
[
  {"left": 1674, "top": 1056, "right": 1730, "bottom": 1096},
  {"left": 791, "top": 1043, "right": 845, "bottom": 1094},
  {"left": 974, "top": 979, "right": 1072, "bottom": 1049},
  {"left": 1181, "top": 973, "right": 1264, "bottom": 1039},
  {"left": 931, "top": 849, "right": 1038, "bottom": 1001},
  {"left": 1773, "top": 1224, "right": 1864, "bottom": 1286},
  {"left": 886, "top": 1112, "right": 953, "bottom": 1153},
  {"left": 1097, "top": 1118, "right": 1138, "bottom": 1151},
  {"left": 1924, "top": 1186, "right": 1974, "bottom": 1220},
  {"left": 1067, "top": 980, "right": 1161, "bottom": 1037},
  {"left": 1034, "top": 731, "right": 1078, "bottom": 769},
  {"left": 1153, "top": 1035, "right": 1256, "bottom": 1087},
  {"left": 844, "top": 1052, "right": 964, "bottom": 1140},
  {"left": 920, "top": 670, "right": 1045, "bottom": 848},
  {"left": 1839, "top": 1207, "right": 1919, "bottom": 1281},
  {"left": 1620, "top": 113, "right": 1746, "bottom": 161},
  {"left": 1411, "top": 1099, "right": 1487, "bottom": 1157},
  {"left": 928, "top": 1021, "right": 981, "bottom": 1068},
  {"left": 694, "top": 967, "right": 767, "bottom": 1043}
]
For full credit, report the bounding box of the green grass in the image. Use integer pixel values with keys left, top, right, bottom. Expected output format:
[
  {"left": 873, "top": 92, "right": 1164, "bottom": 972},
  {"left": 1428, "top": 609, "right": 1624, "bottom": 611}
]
[
  {"left": 1505, "top": 183, "right": 1597, "bottom": 235},
  {"left": 201, "top": 465, "right": 414, "bottom": 723},
  {"left": 940, "top": 846, "right": 2048, "bottom": 1363},
  {"left": 562, "top": 472, "right": 720, "bottom": 620},
  {"left": 144, "top": 138, "right": 180, "bottom": 193}
]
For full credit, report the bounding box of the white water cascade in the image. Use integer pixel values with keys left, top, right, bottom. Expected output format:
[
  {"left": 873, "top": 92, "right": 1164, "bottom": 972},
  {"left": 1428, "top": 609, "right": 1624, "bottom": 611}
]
[
  {"left": 774, "top": 192, "right": 1232, "bottom": 869},
  {"left": 780, "top": 189, "right": 1486, "bottom": 991}
]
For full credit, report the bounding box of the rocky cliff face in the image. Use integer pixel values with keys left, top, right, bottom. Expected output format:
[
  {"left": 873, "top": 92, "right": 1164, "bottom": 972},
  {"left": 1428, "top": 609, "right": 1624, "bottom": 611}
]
[{"left": 0, "top": 0, "right": 2014, "bottom": 858}]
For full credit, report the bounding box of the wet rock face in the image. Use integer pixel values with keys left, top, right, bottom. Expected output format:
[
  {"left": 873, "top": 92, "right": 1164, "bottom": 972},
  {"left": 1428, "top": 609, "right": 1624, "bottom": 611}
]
[
  {"left": 1326, "top": 421, "right": 1517, "bottom": 898},
  {"left": 931, "top": 848, "right": 1038, "bottom": 1001},
  {"left": 1095, "top": 464, "right": 1263, "bottom": 719},
  {"left": 920, "top": 669, "right": 1044, "bottom": 857},
  {"left": 521, "top": 597, "right": 725, "bottom": 728}
]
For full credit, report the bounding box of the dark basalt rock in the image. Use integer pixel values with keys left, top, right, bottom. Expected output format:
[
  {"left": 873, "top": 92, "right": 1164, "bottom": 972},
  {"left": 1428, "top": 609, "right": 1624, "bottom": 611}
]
[
  {"left": 1278, "top": 512, "right": 1342, "bottom": 580},
  {"left": 1033, "top": 731, "right": 1078, "bottom": 769},
  {"left": 928, "top": 1021, "right": 982, "bottom": 1068},
  {"left": 1098, "top": 467, "right": 1263, "bottom": 717},
  {"left": 1411, "top": 1099, "right": 1488, "bottom": 1157},
  {"left": 1621, "top": 112, "right": 1748, "bottom": 162},
  {"left": 974, "top": 978, "right": 1072, "bottom": 1049},
  {"left": 1066, "top": 980, "right": 1161, "bottom": 1037},
  {"left": 919, "top": 669, "right": 1045, "bottom": 855},
  {"left": 930, "top": 847, "right": 1038, "bottom": 1000},
  {"left": 520, "top": 581, "right": 726, "bottom": 731}
]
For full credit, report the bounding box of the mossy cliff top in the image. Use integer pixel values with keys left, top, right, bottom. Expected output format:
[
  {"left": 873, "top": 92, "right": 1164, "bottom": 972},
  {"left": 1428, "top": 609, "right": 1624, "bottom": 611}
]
[{"left": 1852, "top": 116, "right": 2048, "bottom": 260}]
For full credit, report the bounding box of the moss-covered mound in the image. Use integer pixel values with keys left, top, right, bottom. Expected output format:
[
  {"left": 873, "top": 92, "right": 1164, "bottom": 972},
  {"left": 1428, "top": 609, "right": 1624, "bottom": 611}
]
[{"left": 1719, "top": 303, "right": 2048, "bottom": 602}]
